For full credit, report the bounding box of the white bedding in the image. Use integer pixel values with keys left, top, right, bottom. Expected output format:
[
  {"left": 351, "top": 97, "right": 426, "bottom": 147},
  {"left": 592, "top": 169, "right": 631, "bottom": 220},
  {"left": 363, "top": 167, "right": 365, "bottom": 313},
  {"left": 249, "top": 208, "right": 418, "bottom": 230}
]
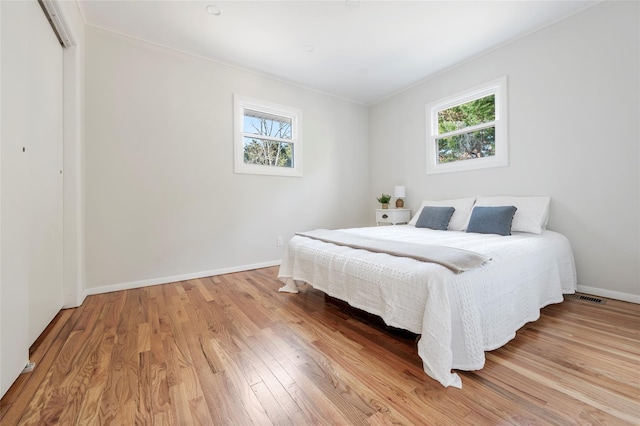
[{"left": 277, "top": 225, "right": 577, "bottom": 388}]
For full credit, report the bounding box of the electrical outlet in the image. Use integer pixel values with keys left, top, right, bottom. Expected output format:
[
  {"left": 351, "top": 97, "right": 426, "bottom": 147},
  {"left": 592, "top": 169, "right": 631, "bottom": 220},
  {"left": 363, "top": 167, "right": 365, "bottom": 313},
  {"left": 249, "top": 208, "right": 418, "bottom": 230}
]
[{"left": 276, "top": 236, "right": 283, "bottom": 247}]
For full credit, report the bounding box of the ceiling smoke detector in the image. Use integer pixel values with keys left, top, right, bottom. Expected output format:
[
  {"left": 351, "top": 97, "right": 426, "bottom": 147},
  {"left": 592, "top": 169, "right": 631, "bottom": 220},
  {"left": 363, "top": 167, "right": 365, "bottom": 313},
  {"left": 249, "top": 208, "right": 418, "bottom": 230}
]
[{"left": 206, "top": 4, "right": 221, "bottom": 16}]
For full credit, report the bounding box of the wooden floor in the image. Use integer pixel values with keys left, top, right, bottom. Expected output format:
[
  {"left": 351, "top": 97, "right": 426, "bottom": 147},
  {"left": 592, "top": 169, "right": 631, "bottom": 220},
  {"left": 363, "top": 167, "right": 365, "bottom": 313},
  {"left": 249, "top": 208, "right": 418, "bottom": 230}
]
[{"left": 1, "top": 267, "right": 639, "bottom": 425}]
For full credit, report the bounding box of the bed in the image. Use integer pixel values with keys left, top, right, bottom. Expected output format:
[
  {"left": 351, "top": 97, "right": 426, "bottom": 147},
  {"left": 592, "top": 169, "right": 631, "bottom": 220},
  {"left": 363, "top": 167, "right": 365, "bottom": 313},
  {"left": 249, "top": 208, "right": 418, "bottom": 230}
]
[{"left": 277, "top": 196, "right": 577, "bottom": 388}]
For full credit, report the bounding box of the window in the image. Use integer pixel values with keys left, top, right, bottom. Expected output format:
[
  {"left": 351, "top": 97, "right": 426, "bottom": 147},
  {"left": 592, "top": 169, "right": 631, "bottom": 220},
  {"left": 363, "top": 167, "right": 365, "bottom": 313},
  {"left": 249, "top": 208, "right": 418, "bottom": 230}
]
[
  {"left": 234, "top": 94, "right": 302, "bottom": 177},
  {"left": 426, "top": 76, "right": 508, "bottom": 174}
]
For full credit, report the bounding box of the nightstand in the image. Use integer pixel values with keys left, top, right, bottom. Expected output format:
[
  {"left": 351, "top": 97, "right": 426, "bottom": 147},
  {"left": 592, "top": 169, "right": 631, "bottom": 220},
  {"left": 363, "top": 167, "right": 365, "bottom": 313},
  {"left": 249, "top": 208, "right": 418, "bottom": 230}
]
[{"left": 375, "top": 208, "right": 411, "bottom": 226}]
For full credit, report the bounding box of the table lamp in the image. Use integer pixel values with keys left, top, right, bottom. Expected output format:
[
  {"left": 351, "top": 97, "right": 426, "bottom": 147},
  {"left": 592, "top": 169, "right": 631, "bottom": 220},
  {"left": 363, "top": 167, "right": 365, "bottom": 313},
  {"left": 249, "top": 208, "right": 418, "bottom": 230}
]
[{"left": 394, "top": 186, "right": 406, "bottom": 208}]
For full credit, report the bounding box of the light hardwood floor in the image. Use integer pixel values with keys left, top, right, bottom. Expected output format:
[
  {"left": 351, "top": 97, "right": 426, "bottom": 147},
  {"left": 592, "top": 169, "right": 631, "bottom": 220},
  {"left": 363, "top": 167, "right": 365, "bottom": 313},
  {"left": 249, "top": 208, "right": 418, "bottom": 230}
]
[{"left": 1, "top": 266, "right": 639, "bottom": 425}]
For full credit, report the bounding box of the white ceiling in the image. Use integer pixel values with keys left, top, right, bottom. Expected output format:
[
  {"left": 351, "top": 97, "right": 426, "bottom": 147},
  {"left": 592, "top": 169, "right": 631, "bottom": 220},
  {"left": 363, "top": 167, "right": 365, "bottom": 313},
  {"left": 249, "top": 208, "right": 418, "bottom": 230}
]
[{"left": 78, "top": 0, "right": 600, "bottom": 105}]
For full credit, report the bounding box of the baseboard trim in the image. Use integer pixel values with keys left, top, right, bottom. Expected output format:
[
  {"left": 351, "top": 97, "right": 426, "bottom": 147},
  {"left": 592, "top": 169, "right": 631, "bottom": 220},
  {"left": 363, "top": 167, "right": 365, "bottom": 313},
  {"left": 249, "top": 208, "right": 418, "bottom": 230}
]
[
  {"left": 83, "top": 267, "right": 639, "bottom": 304},
  {"left": 85, "top": 260, "right": 282, "bottom": 296},
  {"left": 576, "top": 285, "right": 640, "bottom": 304}
]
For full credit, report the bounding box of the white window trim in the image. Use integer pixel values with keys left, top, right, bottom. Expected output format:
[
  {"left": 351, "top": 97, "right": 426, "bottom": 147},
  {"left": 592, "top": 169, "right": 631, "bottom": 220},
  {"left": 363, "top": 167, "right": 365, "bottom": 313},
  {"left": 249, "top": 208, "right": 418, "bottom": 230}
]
[
  {"left": 234, "top": 94, "right": 303, "bottom": 177},
  {"left": 425, "top": 76, "right": 508, "bottom": 175}
]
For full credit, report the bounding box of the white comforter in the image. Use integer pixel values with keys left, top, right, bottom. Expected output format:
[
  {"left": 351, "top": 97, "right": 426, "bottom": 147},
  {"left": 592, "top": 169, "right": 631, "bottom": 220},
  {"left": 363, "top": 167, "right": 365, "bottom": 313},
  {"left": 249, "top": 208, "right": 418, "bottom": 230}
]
[{"left": 277, "top": 226, "right": 577, "bottom": 388}]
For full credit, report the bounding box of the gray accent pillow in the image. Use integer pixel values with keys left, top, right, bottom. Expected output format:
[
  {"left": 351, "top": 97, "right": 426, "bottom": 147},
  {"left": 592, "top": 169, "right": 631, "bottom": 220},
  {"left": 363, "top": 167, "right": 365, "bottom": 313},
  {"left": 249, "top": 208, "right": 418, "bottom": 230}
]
[
  {"left": 415, "top": 206, "right": 455, "bottom": 230},
  {"left": 466, "top": 206, "right": 518, "bottom": 236}
]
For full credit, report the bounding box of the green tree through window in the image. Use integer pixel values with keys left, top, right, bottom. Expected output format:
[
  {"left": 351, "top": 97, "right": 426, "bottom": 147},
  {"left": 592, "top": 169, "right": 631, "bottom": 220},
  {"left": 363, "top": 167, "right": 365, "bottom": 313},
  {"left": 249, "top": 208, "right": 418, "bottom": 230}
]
[
  {"left": 426, "top": 76, "right": 508, "bottom": 174},
  {"left": 234, "top": 95, "right": 302, "bottom": 177},
  {"left": 437, "top": 95, "right": 496, "bottom": 163},
  {"left": 243, "top": 110, "right": 293, "bottom": 167}
]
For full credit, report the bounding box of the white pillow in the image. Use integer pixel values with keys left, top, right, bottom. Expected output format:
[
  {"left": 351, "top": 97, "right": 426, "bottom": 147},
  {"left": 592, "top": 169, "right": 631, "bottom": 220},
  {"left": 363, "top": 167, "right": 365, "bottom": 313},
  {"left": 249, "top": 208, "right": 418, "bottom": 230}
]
[
  {"left": 474, "top": 196, "right": 550, "bottom": 234},
  {"left": 409, "top": 197, "right": 476, "bottom": 231}
]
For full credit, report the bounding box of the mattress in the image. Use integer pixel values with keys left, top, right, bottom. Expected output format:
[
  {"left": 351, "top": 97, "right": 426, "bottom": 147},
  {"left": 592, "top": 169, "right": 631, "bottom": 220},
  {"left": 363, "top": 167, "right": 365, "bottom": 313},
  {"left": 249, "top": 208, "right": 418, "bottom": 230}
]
[{"left": 277, "top": 225, "right": 577, "bottom": 388}]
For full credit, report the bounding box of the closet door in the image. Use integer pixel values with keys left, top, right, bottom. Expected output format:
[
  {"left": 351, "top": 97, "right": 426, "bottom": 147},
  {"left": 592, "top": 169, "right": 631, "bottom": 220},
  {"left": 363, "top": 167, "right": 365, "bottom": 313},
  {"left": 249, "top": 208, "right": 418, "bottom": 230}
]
[
  {"left": 25, "top": 0, "right": 64, "bottom": 345},
  {"left": 0, "top": 0, "right": 64, "bottom": 396}
]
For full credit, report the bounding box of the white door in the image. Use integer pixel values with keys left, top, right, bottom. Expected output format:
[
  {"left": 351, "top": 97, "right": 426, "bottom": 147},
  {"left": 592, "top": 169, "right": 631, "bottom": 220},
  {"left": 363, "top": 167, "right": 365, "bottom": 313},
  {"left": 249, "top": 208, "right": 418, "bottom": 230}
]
[
  {"left": 25, "top": 0, "right": 64, "bottom": 344},
  {"left": 0, "top": 0, "right": 64, "bottom": 396}
]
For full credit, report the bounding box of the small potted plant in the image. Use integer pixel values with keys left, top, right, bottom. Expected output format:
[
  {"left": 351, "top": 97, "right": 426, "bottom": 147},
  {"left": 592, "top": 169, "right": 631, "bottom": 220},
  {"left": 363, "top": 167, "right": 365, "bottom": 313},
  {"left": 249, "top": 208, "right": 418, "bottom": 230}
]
[{"left": 377, "top": 194, "right": 391, "bottom": 209}]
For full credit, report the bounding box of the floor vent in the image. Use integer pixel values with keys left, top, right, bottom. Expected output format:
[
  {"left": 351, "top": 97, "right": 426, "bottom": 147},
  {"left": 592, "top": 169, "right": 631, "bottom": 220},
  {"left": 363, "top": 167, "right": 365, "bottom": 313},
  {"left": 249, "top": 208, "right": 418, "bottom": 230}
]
[{"left": 566, "top": 293, "right": 605, "bottom": 304}]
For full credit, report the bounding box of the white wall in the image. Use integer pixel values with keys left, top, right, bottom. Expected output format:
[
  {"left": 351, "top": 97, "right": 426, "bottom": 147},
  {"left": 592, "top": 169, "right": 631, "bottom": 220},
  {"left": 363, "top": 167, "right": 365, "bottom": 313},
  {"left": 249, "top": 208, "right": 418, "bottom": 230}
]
[
  {"left": 84, "top": 27, "right": 370, "bottom": 292},
  {"left": 369, "top": 1, "right": 639, "bottom": 301}
]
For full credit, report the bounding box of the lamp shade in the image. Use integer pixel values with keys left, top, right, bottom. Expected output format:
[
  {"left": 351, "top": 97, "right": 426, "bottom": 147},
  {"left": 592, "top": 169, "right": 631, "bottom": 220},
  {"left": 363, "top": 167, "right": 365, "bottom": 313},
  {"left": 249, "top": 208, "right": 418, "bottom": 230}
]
[{"left": 394, "top": 186, "right": 406, "bottom": 198}]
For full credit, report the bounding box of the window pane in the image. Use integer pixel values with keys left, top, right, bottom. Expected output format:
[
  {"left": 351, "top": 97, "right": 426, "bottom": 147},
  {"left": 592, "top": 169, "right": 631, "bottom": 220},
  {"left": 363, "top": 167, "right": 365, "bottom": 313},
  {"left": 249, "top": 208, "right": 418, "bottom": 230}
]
[
  {"left": 438, "top": 94, "right": 495, "bottom": 134},
  {"left": 436, "top": 127, "right": 495, "bottom": 164},
  {"left": 243, "top": 109, "right": 292, "bottom": 140},
  {"left": 243, "top": 137, "right": 294, "bottom": 168}
]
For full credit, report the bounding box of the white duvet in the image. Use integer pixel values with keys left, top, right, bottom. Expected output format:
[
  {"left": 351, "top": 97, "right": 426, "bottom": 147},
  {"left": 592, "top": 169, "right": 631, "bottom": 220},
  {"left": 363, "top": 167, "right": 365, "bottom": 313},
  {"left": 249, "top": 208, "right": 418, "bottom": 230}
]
[{"left": 277, "top": 225, "right": 577, "bottom": 388}]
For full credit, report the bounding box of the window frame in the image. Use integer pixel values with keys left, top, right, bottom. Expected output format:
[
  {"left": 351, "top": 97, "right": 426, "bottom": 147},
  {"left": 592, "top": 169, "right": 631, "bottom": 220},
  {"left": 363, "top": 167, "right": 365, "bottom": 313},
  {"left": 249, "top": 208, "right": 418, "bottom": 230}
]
[
  {"left": 425, "top": 76, "right": 508, "bottom": 175},
  {"left": 234, "top": 94, "right": 303, "bottom": 177}
]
